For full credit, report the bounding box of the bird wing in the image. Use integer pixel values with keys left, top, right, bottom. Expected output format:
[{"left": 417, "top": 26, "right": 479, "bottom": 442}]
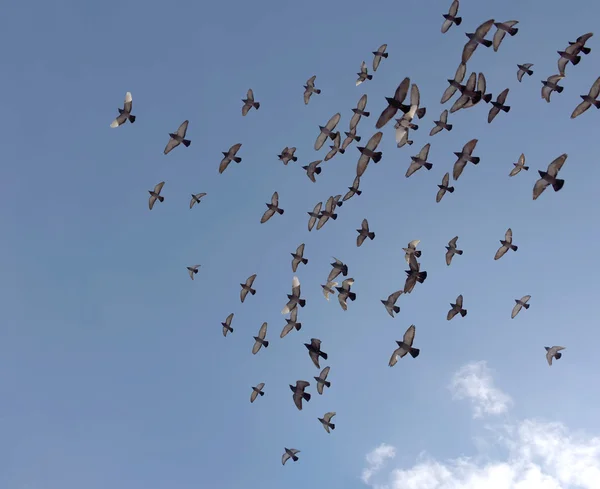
[
  {"left": 164, "top": 137, "right": 180, "bottom": 155},
  {"left": 280, "top": 323, "right": 294, "bottom": 339},
  {"left": 441, "top": 18, "right": 453, "bottom": 34},
  {"left": 493, "top": 27, "right": 507, "bottom": 52},
  {"left": 475, "top": 18, "right": 495, "bottom": 38},
  {"left": 511, "top": 302, "right": 522, "bottom": 319},
  {"left": 314, "top": 131, "right": 329, "bottom": 151},
  {"left": 349, "top": 112, "right": 361, "bottom": 131},
  {"left": 405, "top": 160, "right": 422, "bottom": 178},
  {"left": 436, "top": 187, "right": 446, "bottom": 203},
  {"left": 463, "top": 138, "right": 478, "bottom": 155},
  {"left": 547, "top": 153, "right": 567, "bottom": 176},
  {"left": 241, "top": 102, "right": 251, "bottom": 117},
  {"left": 229, "top": 143, "right": 242, "bottom": 156},
  {"left": 303, "top": 88, "right": 312, "bottom": 105},
  {"left": 246, "top": 274, "right": 257, "bottom": 287},
  {"left": 461, "top": 39, "right": 478, "bottom": 64},
  {"left": 257, "top": 322, "right": 267, "bottom": 340},
  {"left": 357, "top": 93, "right": 367, "bottom": 110},
  {"left": 320, "top": 366, "right": 330, "bottom": 382},
  {"left": 309, "top": 350, "right": 320, "bottom": 368},
  {"left": 447, "top": 308, "right": 458, "bottom": 321},
  {"left": 388, "top": 290, "right": 403, "bottom": 305},
  {"left": 448, "top": 236, "right": 458, "bottom": 248},
  {"left": 404, "top": 274, "right": 417, "bottom": 294},
  {"left": 410, "top": 83, "right": 421, "bottom": 107},
  {"left": 296, "top": 243, "right": 305, "bottom": 256},
  {"left": 293, "top": 391, "right": 304, "bottom": 410},
  {"left": 452, "top": 159, "right": 467, "bottom": 180},
  {"left": 571, "top": 99, "right": 591, "bottom": 119},
  {"left": 389, "top": 348, "right": 401, "bottom": 367},
  {"left": 456, "top": 294, "right": 463, "bottom": 308},
  {"left": 219, "top": 156, "right": 231, "bottom": 174},
  {"left": 361, "top": 218, "right": 369, "bottom": 231},
  {"left": 357, "top": 233, "right": 367, "bottom": 247},
  {"left": 271, "top": 191, "right": 279, "bottom": 207},
  {"left": 356, "top": 153, "right": 370, "bottom": 178},
  {"left": 533, "top": 177, "right": 550, "bottom": 200},
  {"left": 393, "top": 77, "right": 411, "bottom": 103},
  {"left": 153, "top": 181, "right": 165, "bottom": 194},
  {"left": 403, "top": 324, "right": 416, "bottom": 346},
  {"left": 240, "top": 288, "right": 248, "bottom": 303},
  {"left": 148, "top": 194, "right": 158, "bottom": 210},
  {"left": 225, "top": 313, "right": 233, "bottom": 326},
  {"left": 488, "top": 105, "right": 500, "bottom": 123},
  {"left": 521, "top": 295, "right": 531, "bottom": 303},
  {"left": 251, "top": 339, "right": 262, "bottom": 355},
  {"left": 373, "top": 44, "right": 387, "bottom": 71},
  {"left": 246, "top": 88, "right": 254, "bottom": 101},
  {"left": 505, "top": 228, "right": 513, "bottom": 242},
  {"left": 445, "top": 249, "right": 454, "bottom": 266},
  {"left": 260, "top": 207, "right": 276, "bottom": 224},
  {"left": 365, "top": 131, "right": 383, "bottom": 151},
  {"left": 282, "top": 452, "right": 291, "bottom": 465},
  {"left": 306, "top": 75, "right": 316, "bottom": 87},
  {"left": 441, "top": 85, "right": 458, "bottom": 104},
  {"left": 494, "top": 244, "right": 509, "bottom": 260},
  {"left": 325, "top": 113, "right": 341, "bottom": 131},
  {"left": 376, "top": 105, "right": 397, "bottom": 129},
  {"left": 509, "top": 165, "right": 521, "bottom": 177},
  {"left": 517, "top": 67, "right": 526, "bottom": 82},
  {"left": 250, "top": 389, "right": 258, "bottom": 403},
  {"left": 337, "top": 292, "right": 348, "bottom": 311},
  {"left": 430, "top": 124, "right": 443, "bottom": 137},
  {"left": 497, "top": 88, "right": 509, "bottom": 104}
]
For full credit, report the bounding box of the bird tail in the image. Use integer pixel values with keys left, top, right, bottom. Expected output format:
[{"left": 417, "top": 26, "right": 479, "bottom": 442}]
[
  {"left": 348, "top": 292, "right": 357, "bottom": 301},
  {"left": 553, "top": 179, "right": 565, "bottom": 192},
  {"left": 292, "top": 455, "right": 299, "bottom": 462},
  {"left": 523, "top": 165, "right": 530, "bottom": 170},
  {"left": 233, "top": 156, "right": 242, "bottom": 163},
  {"left": 454, "top": 16, "right": 462, "bottom": 26},
  {"left": 410, "top": 123, "right": 419, "bottom": 130},
  {"left": 339, "top": 148, "right": 346, "bottom": 154},
  {"left": 526, "top": 68, "right": 533, "bottom": 75},
  {"left": 555, "top": 352, "right": 562, "bottom": 359},
  {"left": 182, "top": 139, "right": 191, "bottom": 147},
  {"left": 572, "top": 55, "right": 581, "bottom": 65},
  {"left": 410, "top": 348, "right": 420, "bottom": 358},
  {"left": 510, "top": 244, "right": 518, "bottom": 252},
  {"left": 299, "top": 299, "right": 306, "bottom": 307},
  {"left": 446, "top": 123, "right": 453, "bottom": 131},
  {"left": 229, "top": 327, "right": 234, "bottom": 333},
  {"left": 329, "top": 132, "right": 337, "bottom": 140},
  {"left": 368, "top": 232, "right": 375, "bottom": 240},
  {"left": 483, "top": 93, "right": 493, "bottom": 103},
  {"left": 372, "top": 152, "right": 383, "bottom": 163},
  {"left": 320, "top": 352, "right": 328, "bottom": 360},
  {"left": 342, "top": 266, "right": 348, "bottom": 276},
  {"left": 367, "top": 75, "right": 373, "bottom": 80},
  {"left": 416, "top": 107, "right": 426, "bottom": 119},
  {"left": 314, "top": 89, "right": 322, "bottom": 94},
  {"left": 250, "top": 288, "right": 256, "bottom": 295},
  {"left": 556, "top": 85, "right": 564, "bottom": 93},
  {"left": 128, "top": 115, "right": 136, "bottom": 123},
  {"left": 424, "top": 162, "right": 433, "bottom": 170},
  {"left": 296, "top": 322, "right": 302, "bottom": 331},
  {"left": 447, "top": 186, "right": 455, "bottom": 193},
  {"left": 331, "top": 214, "right": 338, "bottom": 220},
  {"left": 355, "top": 189, "right": 362, "bottom": 195},
  {"left": 591, "top": 99, "right": 600, "bottom": 109},
  {"left": 302, "top": 258, "right": 308, "bottom": 265},
  {"left": 417, "top": 271, "right": 427, "bottom": 283},
  {"left": 324, "top": 380, "right": 331, "bottom": 388},
  {"left": 253, "top": 102, "right": 260, "bottom": 110},
  {"left": 508, "top": 27, "right": 518, "bottom": 36},
  {"left": 523, "top": 303, "right": 530, "bottom": 309},
  {"left": 303, "top": 392, "right": 311, "bottom": 402},
  {"left": 336, "top": 201, "right": 343, "bottom": 207},
  {"left": 456, "top": 249, "right": 463, "bottom": 255},
  {"left": 581, "top": 46, "right": 592, "bottom": 55},
  {"left": 393, "top": 305, "right": 400, "bottom": 313},
  {"left": 355, "top": 135, "right": 362, "bottom": 142},
  {"left": 382, "top": 52, "right": 389, "bottom": 58},
  {"left": 481, "top": 39, "right": 493, "bottom": 47},
  {"left": 259, "top": 391, "right": 265, "bottom": 396},
  {"left": 538, "top": 170, "right": 547, "bottom": 178},
  {"left": 414, "top": 250, "right": 422, "bottom": 258},
  {"left": 263, "top": 340, "right": 270, "bottom": 348},
  {"left": 471, "top": 156, "right": 480, "bottom": 164},
  {"left": 277, "top": 208, "right": 284, "bottom": 215},
  {"left": 502, "top": 106, "right": 511, "bottom": 113},
  {"left": 158, "top": 196, "right": 164, "bottom": 202},
  {"left": 315, "top": 167, "right": 322, "bottom": 175},
  {"left": 292, "top": 156, "right": 298, "bottom": 162},
  {"left": 362, "top": 111, "right": 371, "bottom": 118},
  {"left": 460, "top": 309, "right": 467, "bottom": 317}
]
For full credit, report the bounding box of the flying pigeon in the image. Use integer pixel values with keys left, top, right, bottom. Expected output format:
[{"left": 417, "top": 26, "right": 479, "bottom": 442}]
[
  {"left": 278, "top": 146, "right": 298, "bottom": 165},
  {"left": 375, "top": 77, "right": 410, "bottom": 129},
  {"left": 280, "top": 307, "right": 302, "bottom": 338},
  {"left": 510, "top": 153, "right": 529, "bottom": 177},
  {"left": 318, "top": 412, "right": 336, "bottom": 433},
  {"left": 356, "top": 218, "right": 375, "bottom": 247},
  {"left": 356, "top": 61, "right": 373, "bottom": 86},
  {"left": 517, "top": 63, "right": 534, "bottom": 82},
  {"left": 315, "top": 113, "right": 341, "bottom": 151},
  {"left": 148, "top": 181, "right": 165, "bottom": 210},
  {"left": 219, "top": 143, "right": 243, "bottom": 174},
  {"left": 445, "top": 236, "right": 463, "bottom": 266},
  {"left": 250, "top": 383, "right": 265, "bottom": 403},
  {"left": 304, "top": 75, "right": 321, "bottom": 105},
  {"left": 492, "top": 21, "right": 519, "bottom": 51},
  {"left": 189, "top": 193, "right": 207, "bottom": 209},
  {"left": 282, "top": 448, "right": 300, "bottom": 465},
  {"left": 494, "top": 228, "right": 518, "bottom": 260},
  {"left": 282, "top": 276, "right": 306, "bottom": 315},
  {"left": 403, "top": 240, "right": 422, "bottom": 268},
  {"left": 430, "top": 109, "right": 453, "bottom": 136},
  {"left": 343, "top": 175, "right": 362, "bottom": 201},
  {"left": 328, "top": 257, "right": 348, "bottom": 283},
  {"left": 356, "top": 131, "right": 383, "bottom": 177},
  {"left": 463, "top": 73, "right": 493, "bottom": 108},
  {"left": 557, "top": 44, "right": 581, "bottom": 76},
  {"left": 303, "top": 160, "right": 322, "bottom": 182},
  {"left": 305, "top": 338, "right": 328, "bottom": 369},
  {"left": 350, "top": 94, "right": 370, "bottom": 130},
  {"left": 251, "top": 322, "right": 269, "bottom": 355},
  {"left": 291, "top": 243, "right": 308, "bottom": 272},
  {"left": 290, "top": 380, "right": 311, "bottom": 410},
  {"left": 441, "top": 0, "right": 461, "bottom": 33},
  {"left": 447, "top": 294, "right": 467, "bottom": 320},
  {"left": 568, "top": 32, "right": 593, "bottom": 55},
  {"left": 570, "top": 76, "right": 600, "bottom": 119},
  {"left": 307, "top": 202, "right": 323, "bottom": 232},
  {"left": 441, "top": 62, "right": 467, "bottom": 104},
  {"left": 260, "top": 191, "right": 284, "bottom": 224},
  {"left": 316, "top": 196, "right": 338, "bottom": 230},
  {"left": 461, "top": 19, "right": 495, "bottom": 64},
  {"left": 545, "top": 346, "right": 565, "bottom": 366},
  {"left": 240, "top": 274, "right": 257, "bottom": 303},
  {"left": 336, "top": 278, "right": 356, "bottom": 311},
  {"left": 436, "top": 172, "right": 455, "bottom": 203},
  {"left": 488, "top": 88, "right": 511, "bottom": 123},
  {"left": 406, "top": 143, "right": 433, "bottom": 177},
  {"left": 221, "top": 313, "right": 234, "bottom": 337},
  {"left": 382, "top": 290, "right": 403, "bottom": 317},
  {"left": 533, "top": 153, "right": 567, "bottom": 200},
  {"left": 372, "top": 44, "right": 388, "bottom": 71},
  {"left": 164, "top": 120, "right": 191, "bottom": 155},
  {"left": 187, "top": 264, "right": 200, "bottom": 280},
  {"left": 341, "top": 128, "right": 361, "bottom": 151},
  {"left": 315, "top": 366, "right": 331, "bottom": 395},
  {"left": 452, "top": 139, "right": 480, "bottom": 180},
  {"left": 324, "top": 132, "right": 344, "bottom": 161},
  {"left": 404, "top": 259, "right": 427, "bottom": 294},
  {"left": 389, "top": 325, "right": 420, "bottom": 366},
  {"left": 511, "top": 295, "right": 531, "bottom": 319},
  {"left": 241, "top": 89, "right": 260, "bottom": 116},
  {"left": 110, "top": 91, "right": 135, "bottom": 128},
  {"left": 399, "top": 83, "right": 426, "bottom": 119},
  {"left": 541, "top": 74, "right": 564, "bottom": 103},
  {"left": 450, "top": 72, "right": 480, "bottom": 113},
  {"left": 321, "top": 281, "right": 337, "bottom": 301}
]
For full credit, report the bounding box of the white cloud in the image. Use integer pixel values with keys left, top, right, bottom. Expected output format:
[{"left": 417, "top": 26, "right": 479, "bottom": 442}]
[
  {"left": 449, "top": 361, "right": 513, "bottom": 418},
  {"left": 361, "top": 362, "right": 600, "bottom": 489},
  {"left": 362, "top": 443, "right": 397, "bottom": 484}
]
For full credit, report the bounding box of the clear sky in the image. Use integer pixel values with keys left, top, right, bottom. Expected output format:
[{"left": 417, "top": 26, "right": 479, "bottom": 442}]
[{"left": 1, "top": 0, "right": 599, "bottom": 488}]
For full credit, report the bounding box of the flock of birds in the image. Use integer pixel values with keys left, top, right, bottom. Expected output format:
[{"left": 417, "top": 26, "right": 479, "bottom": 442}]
[{"left": 109, "top": 0, "right": 593, "bottom": 466}]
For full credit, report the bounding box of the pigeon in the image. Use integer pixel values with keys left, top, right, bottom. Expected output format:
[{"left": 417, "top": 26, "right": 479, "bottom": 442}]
[
  {"left": 281, "top": 308, "right": 302, "bottom": 338},
  {"left": 221, "top": 313, "right": 234, "bottom": 337},
  {"left": 148, "top": 181, "right": 165, "bottom": 210},
  {"left": 350, "top": 94, "right": 370, "bottom": 130},
  {"left": 557, "top": 43, "right": 582, "bottom": 76},
  {"left": 570, "top": 76, "right": 600, "bottom": 119},
  {"left": 291, "top": 244, "right": 308, "bottom": 272},
  {"left": 356, "top": 61, "right": 373, "bottom": 86},
  {"left": 305, "top": 338, "right": 328, "bottom": 369},
  {"left": 533, "top": 153, "right": 567, "bottom": 200},
  {"left": 463, "top": 72, "right": 493, "bottom": 108},
  {"left": 252, "top": 322, "right": 269, "bottom": 354},
  {"left": 517, "top": 63, "right": 534, "bottom": 82},
  {"left": 462, "top": 19, "right": 495, "bottom": 64},
  {"left": 452, "top": 139, "right": 480, "bottom": 181},
  {"left": 403, "top": 240, "right": 422, "bottom": 267},
  {"left": 282, "top": 448, "right": 300, "bottom": 465},
  {"left": 110, "top": 91, "right": 136, "bottom": 128},
  {"left": 290, "top": 380, "right": 311, "bottom": 410},
  {"left": 260, "top": 191, "right": 284, "bottom": 224},
  {"left": 399, "top": 83, "right": 427, "bottom": 119},
  {"left": 356, "top": 131, "right": 384, "bottom": 177},
  {"left": 436, "top": 172, "right": 455, "bottom": 203},
  {"left": 395, "top": 107, "right": 418, "bottom": 147},
  {"left": 315, "top": 113, "right": 341, "bottom": 151},
  {"left": 164, "top": 120, "right": 191, "bottom": 155},
  {"left": 445, "top": 236, "right": 463, "bottom": 266},
  {"left": 250, "top": 383, "right": 265, "bottom": 403},
  {"left": 511, "top": 295, "right": 531, "bottom": 319},
  {"left": 341, "top": 129, "right": 361, "bottom": 151},
  {"left": 336, "top": 278, "right": 356, "bottom": 311},
  {"left": 328, "top": 257, "right": 348, "bottom": 282},
  {"left": 488, "top": 88, "right": 511, "bottom": 123},
  {"left": 492, "top": 21, "right": 519, "bottom": 51},
  {"left": 240, "top": 274, "right": 257, "bottom": 303},
  {"left": 375, "top": 77, "right": 410, "bottom": 129},
  {"left": 510, "top": 153, "right": 529, "bottom": 177},
  {"left": 187, "top": 264, "right": 200, "bottom": 280},
  {"left": 389, "top": 325, "right": 420, "bottom": 366},
  {"left": 321, "top": 282, "right": 337, "bottom": 301},
  {"left": 430, "top": 110, "right": 453, "bottom": 136},
  {"left": 331, "top": 194, "right": 344, "bottom": 208},
  {"left": 318, "top": 412, "right": 336, "bottom": 433},
  {"left": 541, "top": 75, "right": 564, "bottom": 103},
  {"left": 356, "top": 219, "right": 375, "bottom": 247},
  {"left": 494, "top": 228, "right": 518, "bottom": 260},
  {"left": 189, "top": 193, "right": 207, "bottom": 209},
  {"left": 545, "top": 346, "right": 565, "bottom": 366},
  {"left": 441, "top": 62, "right": 467, "bottom": 104},
  {"left": 219, "top": 143, "right": 243, "bottom": 174},
  {"left": 381, "top": 290, "right": 403, "bottom": 317},
  {"left": 278, "top": 146, "right": 298, "bottom": 165},
  {"left": 447, "top": 295, "right": 467, "bottom": 320},
  {"left": 307, "top": 202, "right": 323, "bottom": 231},
  {"left": 324, "top": 132, "right": 344, "bottom": 161},
  {"left": 406, "top": 143, "right": 433, "bottom": 177},
  {"left": 314, "top": 367, "right": 331, "bottom": 395},
  {"left": 568, "top": 32, "right": 593, "bottom": 55},
  {"left": 304, "top": 75, "right": 321, "bottom": 105},
  {"left": 282, "top": 276, "right": 306, "bottom": 314},
  {"left": 404, "top": 259, "right": 427, "bottom": 294},
  {"left": 441, "top": 0, "right": 461, "bottom": 33},
  {"left": 303, "top": 160, "right": 323, "bottom": 182},
  {"left": 396, "top": 128, "right": 414, "bottom": 148},
  {"left": 450, "top": 72, "right": 480, "bottom": 113},
  {"left": 241, "top": 88, "right": 260, "bottom": 116},
  {"left": 316, "top": 196, "right": 338, "bottom": 230},
  {"left": 372, "top": 44, "right": 388, "bottom": 72}
]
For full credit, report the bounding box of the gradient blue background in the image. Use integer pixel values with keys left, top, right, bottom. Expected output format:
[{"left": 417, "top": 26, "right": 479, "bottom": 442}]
[{"left": 1, "top": 0, "right": 599, "bottom": 487}]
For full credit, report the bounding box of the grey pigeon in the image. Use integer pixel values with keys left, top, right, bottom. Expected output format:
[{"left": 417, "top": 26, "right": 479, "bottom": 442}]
[
  {"left": 462, "top": 72, "right": 493, "bottom": 109},
  {"left": 291, "top": 243, "right": 308, "bottom": 272},
  {"left": 307, "top": 202, "right": 322, "bottom": 231},
  {"left": 240, "top": 274, "right": 257, "bottom": 303},
  {"left": 571, "top": 76, "right": 600, "bottom": 119},
  {"left": 394, "top": 106, "right": 418, "bottom": 147},
  {"left": 450, "top": 72, "right": 480, "bottom": 113},
  {"left": 403, "top": 240, "right": 422, "bottom": 268},
  {"left": 445, "top": 236, "right": 463, "bottom": 266},
  {"left": 189, "top": 193, "right": 207, "bottom": 209},
  {"left": 533, "top": 154, "right": 567, "bottom": 200},
  {"left": 241, "top": 88, "right": 260, "bottom": 116},
  {"left": 341, "top": 128, "right": 361, "bottom": 151},
  {"left": 381, "top": 290, "right": 403, "bottom": 317},
  {"left": 316, "top": 196, "right": 338, "bottom": 230},
  {"left": 321, "top": 281, "right": 337, "bottom": 301},
  {"left": 221, "top": 313, "right": 234, "bottom": 337},
  {"left": 305, "top": 338, "right": 328, "bottom": 369},
  {"left": 541, "top": 74, "right": 564, "bottom": 103},
  {"left": 557, "top": 44, "right": 582, "bottom": 76},
  {"left": 406, "top": 143, "right": 433, "bottom": 177},
  {"left": 328, "top": 257, "right": 348, "bottom": 283},
  {"left": 389, "top": 325, "right": 420, "bottom": 366},
  {"left": 164, "top": 120, "right": 191, "bottom": 155},
  {"left": 110, "top": 91, "right": 135, "bottom": 128},
  {"left": 280, "top": 307, "right": 302, "bottom": 338},
  {"left": 219, "top": 143, "right": 243, "bottom": 174},
  {"left": 452, "top": 139, "right": 480, "bottom": 180},
  {"left": 324, "top": 132, "right": 344, "bottom": 161},
  {"left": 493, "top": 21, "right": 519, "bottom": 51},
  {"left": 441, "top": 62, "right": 467, "bottom": 104},
  {"left": 375, "top": 77, "right": 410, "bottom": 129},
  {"left": 488, "top": 88, "right": 511, "bottom": 124},
  {"left": 350, "top": 94, "right": 370, "bottom": 130},
  {"left": 447, "top": 294, "right": 467, "bottom": 320},
  {"left": 332, "top": 194, "right": 344, "bottom": 208},
  {"left": 430, "top": 109, "right": 453, "bottom": 136},
  {"left": 318, "top": 412, "right": 336, "bottom": 433},
  {"left": 441, "top": 0, "right": 461, "bottom": 33},
  {"left": 282, "top": 448, "right": 300, "bottom": 465},
  {"left": 290, "top": 380, "right": 311, "bottom": 410},
  {"left": 517, "top": 63, "right": 534, "bottom": 82},
  {"left": 336, "top": 278, "right": 356, "bottom": 311},
  {"left": 250, "top": 383, "right": 265, "bottom": 403},
  {"left": 568, "top": 32, "right": 593, "bottom": 55},
  {"left": 396, "top": 128, "right": 413, "bottom": 148},
  {"left": 278, "top": 146, "right": 298, "bottom": 165},
  {"left": 404, "top": 259, "right": 427, "bottom": 294},
  {"left": 436, "top": 172, "right": 454, "bottom": 203},
  {"left": 187, "top": 264, "right": 200, "bottom": 280},
  {"left": 494, "top": 228, "right": 518, "bottom": 260},
  {"left": 545, "top": 346, "right": 565, "bottom": 366},
  {"left": 461, "top": 19, "right": 495, "bottom": 64},
  {"left": 356, "top": 61, "right": 373, "bottom": 86},
  {"left": 343, "top": 175, "right": 362, "bottom": 201},
  {"left": 251, "top": 322, "right": 269, "bottom": 354},
  {"left": 356, "top": 218, "right": 375, "bottom": 247},
  {"left": 512, "top": 295, "right": 531, "bottom": 319},
  {"left": 304, "top": 75, "right": 321, "bottom": 105},
  {"left": 399, "top": 83, "right": 427, "bottom": 119},
  {"left": 510, "top": 153, "right": 529, "bottom": 177},
  {"left": 372, "top": 44, "right": 388, "bottom": 71},
  {"left": 315, "top": 113, "right": 341, "bottom": 151},
  {"left": 303, "top": 160, "right": 322, "bottom": 182},
  {"left": 314, "top": 366, "right": 331, "bottom": 395},
  {"left": 148, "top": 181, "right": 165, "bottom": 210},
  {"left": 356, "top": 131, "right": 383, "bottom": 177},
  {"left": 260, "top": 191, "right": 284, "bottom": 224},
  {"left": 282, "top": 276, "right": 306, "bottom": 315}
]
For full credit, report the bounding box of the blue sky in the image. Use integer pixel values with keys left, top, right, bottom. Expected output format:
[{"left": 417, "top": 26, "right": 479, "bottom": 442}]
[{"left": 1, "top": 0, "right": 599, "bottom": 488}]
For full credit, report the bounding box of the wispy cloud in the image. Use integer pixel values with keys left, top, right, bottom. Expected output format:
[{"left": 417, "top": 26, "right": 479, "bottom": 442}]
[
  {"left": 362, "top": 443, "right": 396, "bottom": 485},
  {"left": 449, "top": 361, "right": 513, "bottom": 418}
]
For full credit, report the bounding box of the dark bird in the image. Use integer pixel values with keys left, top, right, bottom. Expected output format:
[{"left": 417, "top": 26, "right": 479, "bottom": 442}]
[
  {"left": 350, "top": 94, "right": 370, "bottom": 130},
  {"left": 461, "top": 19, "right": 495, "bottom": 64},
  {"left": 493, "top": 21, "right": 519, "bottom": 51},
  {"left": 280, "top": 307, "right": 302, "bottom": 339},
  {"left": 278, "top": 146, "right": 298, "bottom": 165},
  {"left": 356, "top": 131, "right": 383, "bottom": 177},
  {"left": 545, "top": 346, "right": 565, "bottom": 366},
  {"left": 375, "top": 77, "right": 410, "bottom": 129},
  {"left": 221, "top": 313, "right": 234, "bottom": 336},
  {"left": 510, "top": 153, "right": 529, "bottom": 177},
  {"left": 319, "top": 412, "right": 336, "bottom": 433},
  {"left": 450, "top": 72, "right": 480, "bottom": 113},
  {"left": 241, "top": 89, "right": 260, "bottom": 116},
  {"left": 406, "top": 143, "right": 433, "bottom": 177},
  {"left": 187, "top": 264, "right": 200, "bottom": 280},
  {"left": 315, "top": 113, "right": 341, "bottom": 151},
  {"left": 356, "top": 219, "right": 375, "bottom": 247},
  {"left": 436, "top": 172, "right": 454, "bottom": 203},
  {"left": 336, "top": 278, "right": 356, "bottom": 311},
  {"left": 282, "top": 276, "right": 306, "bottom": 315},
  {"left": 282, "top": 448, "right": 300, "bottom": 465},
  {"left": 445, "top": 236, "right": 463, "bottom": 266},
  {"left": 557, "top": 44, "right": 581, "bottom": 76},
  {"left": 447, "top": 294, "right": 467, "bottom": 320},
  {"left": 324, "top": 132, "right": 344, "bottom": 161},
  {"left": 372, "top": 44, "right": 388, "bottom": 72},
  {"left": 517, "top": 63, "right": 534, "bottom": 82},
  {"left": 341, "top": 129, "right": 361, "bottom": 151},
  {"left": 304, "top": 75, "right": 321, "bottom": 105},
  {"left": 541, "top": 75, "right": 564, "bottom": 103},
  {"left": 430, "top": 109, "right": 453, "bottom": 136},
  {"left": 568, "top": 32, "right": 593, "bottom": 55},
  {"left": 252, "top": 322, "right": 269, "bottom": 354},
  {"left": 315, "top": 366, "right": 331, "bottom": 395},
  {"left": 462, "top": 72, "right": 493, "bottom": 108},
  {"left": 381, "top": 290, "right": 403, "bottom": 317},
  {"left": 303, "top": 160, "right": 322, "bottom": 183},
  {"left": 494, "top": 228, "right": 518, "bottom": 260},
  {"left": 511, "top": 295, "right": 531, "bottom": 319},
  {"left": 389, "top": 325, "right": 420, "bottom": 366},
  {"left": 291, "top": 243, "right": 308, "bottom": 272},
  {"left": 189, "top": 192, "right": 207, "bottom": 209},
  {"left": 441, "top": 0, "right": 461, "bottom": 33},
  {"left": 316, "top": 196, "right": 338, "bottom": 230},
  {"left": 571, "top": 76, "right": 600, "bottom": 119},
  {"left": 307, "top": 202, "right": 323, "bottom": 231},
  {"left": 343, "top": 175, "right": 362, "bottom": 202},
  {"left": 148, "top": 181, "right": 165, "bottom": 210},
  {"left": 441, "top": 62, "right": 467, "bottom": 104},
  {"left": 328, "top": 257, "right": 348, "bottom": 283},
  {"left": 219, "top": 143, "right": 243, "bottom": 174},
  {"left": 452, "top": 139, "right": 480, "bottom": 180},
  {"left": 332, "top": 194, "right": 344, "bottom": 208},
  {"left": 250, "top": 383, "right": 265, "bottom": 403},
  {"left": 321, "top": 281, "right": 337, "bottom": 301},
  {"left": 260, "top": 191, "right": 284, "bottom": 224},
  {"left": 488, "top": 88, "right": 511, "bottom": 123},
  {"left": 533, "top": 153, "right": 567, "bottom": 200},
  {"left": 305, "top": 338, "right": 328, "bottom": 369},
  {"left": 404, "top": 259, "right": 427, "bottom": 294},
  {"left": 110, "top": 91, "right": 135, "bottom": 128},
  {"left": 290, "top": 380, "right": 311, "bottom": 410},
  {"left": 164, "top": 120, "right": 191, "bottom": 155},
  {"left": 356, "top": 61, "right": 373, "bottom": 86},
  {"left": 240, "top": 274, "right": 257, "bottom": 303}
]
